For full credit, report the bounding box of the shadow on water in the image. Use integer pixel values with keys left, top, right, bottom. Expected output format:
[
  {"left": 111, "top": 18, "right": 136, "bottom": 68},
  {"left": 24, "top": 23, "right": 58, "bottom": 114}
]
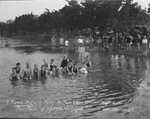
[
  {"left": 0, "top": 43, "right": 150, "bottom": 118},
  {"left": 13, "top": 45, "right": 65, "bottom": 54},
  {"left": 10, "top": 80, "right": 19, "bottom": 87},
  {"left": 40, "top": 77, "right": 47, "bottom": 84},
  {"left": 13, "top": 45, "right": 75, "bottom": 55},
  {"left": 13, "top": 46, "right": 39, "bottom": 54}
]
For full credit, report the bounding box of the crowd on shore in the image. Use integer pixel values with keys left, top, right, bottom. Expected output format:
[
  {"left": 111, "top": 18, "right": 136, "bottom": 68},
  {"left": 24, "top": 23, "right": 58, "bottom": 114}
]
[
  {"left": 50, "top": 32, "right": 149, "bottom": 56},
  {"left": 96, "top": 33, "right": 149, "bottom": 56},
  {"left": 1, "top": 31, "right": 149, "bottom": 56},
  {"left": 10, "top": 54, "right": 92, "bottom": 81}
]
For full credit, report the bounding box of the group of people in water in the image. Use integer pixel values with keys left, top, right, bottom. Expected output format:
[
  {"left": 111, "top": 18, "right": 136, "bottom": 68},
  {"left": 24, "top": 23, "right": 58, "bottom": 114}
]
[{"left": 10, "top": 54, "right": 92, "bottom": 81}]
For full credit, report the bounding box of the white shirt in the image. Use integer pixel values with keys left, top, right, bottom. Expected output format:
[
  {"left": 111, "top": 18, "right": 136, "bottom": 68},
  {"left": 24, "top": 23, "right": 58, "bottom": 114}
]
[
  {"left": 142, "top": 38, "right": 148, "bottom": 44},
  {"left": 65, "top": 40, "right": 69, "bottom": 46},
  {"left": 78, "top": 46, "right": 85, "bottom": 54},
  {"left": 77, "top": 38, "right": 83, "bottom": 43},
  {"left": 80, "top": 67, "right": 88, "bottom": 74}
]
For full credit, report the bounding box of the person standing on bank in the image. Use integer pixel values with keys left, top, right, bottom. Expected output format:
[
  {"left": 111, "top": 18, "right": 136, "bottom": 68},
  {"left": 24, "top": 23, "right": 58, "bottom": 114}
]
[
  {"left": 59, "top": 37, "right": 64, "bottom": 51},
  {"left": 78, "top": 43, "right": 85, "bottom": 60},
  {"left": 136, "top": 33, "right": 141, "bottom": 52},
  {"left": 126, "top": 35, "right": 132, "bottom": 51},
  {"left": 108, "top": 35, "right": 113, "bottom": 51},
  {"left": 97, "top": 37, "right": 102, "bottom": 50},
  {"left": 118, "top": 34, "right": 122, "bottom": 51},
  {"left": 77, "top": 36, "right": 84, "bottom": 45},
  {"left": 65, "top": 39, "right": 69, "bottom": 52},
  {"left": 142, "top": 36, "right": 148, "bottom": 56},
  {"left": 51, "top": 36, "right": 56, "bottom": 51}
]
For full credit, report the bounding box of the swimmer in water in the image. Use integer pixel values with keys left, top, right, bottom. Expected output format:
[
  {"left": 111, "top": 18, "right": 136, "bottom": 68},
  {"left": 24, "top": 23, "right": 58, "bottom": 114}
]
[
  {"left": 55, "top": 66, "right": 60, "bottom": 76},
  {"left": 33, "top": 64, "right": 39, "bottom": 78},
  {"left": 40, "top": 65, "right": 47, "bottom": 78},
  {"left": 14, "top": 62, "right": 22, "bottom": 78},
  {"left": 66, "top": 60, "right": 73, "bottom": 75},
  {"left": 84, "top": 55, "right": 92, "bottom": 70},
  {"left": 15, "top": 63, "right": 21, "bottom": 75},
  {"left": 72, "top": 61, "right": 78, "bottom": 75},
  {"left": 43, "top": 59, "right": 49, "bottom": 70},
  {"left": 10, "top": 67, "right": 20, "bottom": 81},
  {"left": 51, "top": 65, "right": 60, "bottom": 76},
  {"left": 60, "top": 55, "right": 69, "bottom": 74},
  {"left": 80, "top": 62, "right": 88, "bottom": 74},
  {"left": 22, "top": 61, "right": 33, "bottom": 80},
  {"left": 78, "top": 43, "right": 85, "bottom": 60},
  {"left": 49, "top": 59, "right": 55, "bottom": 75}
]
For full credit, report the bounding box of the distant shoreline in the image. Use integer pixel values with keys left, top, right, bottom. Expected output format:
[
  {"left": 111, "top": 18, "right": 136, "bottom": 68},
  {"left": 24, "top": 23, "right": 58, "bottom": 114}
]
[{"left": 1, "top": 35, "right": 150, "bottom": 57}]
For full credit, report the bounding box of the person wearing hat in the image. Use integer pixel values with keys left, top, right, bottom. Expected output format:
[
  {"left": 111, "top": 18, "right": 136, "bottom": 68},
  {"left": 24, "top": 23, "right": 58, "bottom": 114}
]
[
  {"left": 142, "top": 36, "right": 148, "bottom": 56},
  {"left": 64, "top": 39, "right": 69, "bottom": 52},
  {"left": 77, "top": 36, "right": 84, "bottom": 44}
]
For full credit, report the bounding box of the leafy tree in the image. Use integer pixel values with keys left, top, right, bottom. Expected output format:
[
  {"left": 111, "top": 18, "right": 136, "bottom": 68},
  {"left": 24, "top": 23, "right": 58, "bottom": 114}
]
[
  {"left": 50, "top": 10, "right": 64, "bottom": 37},
  {"left": 15, "top": 13, "right": 38, "bottom": 35},
  {"left": 0, "top": 22, "right": 7, "bottom": 37},
  {"left": 61, "top": 2, "right": 82, "bottom": 34},
  {"left": 38, "top": 8, "right": 53, "bottom": 34},
  {"left": 1, "top": 0, "right": 150, "bottom": 40}
]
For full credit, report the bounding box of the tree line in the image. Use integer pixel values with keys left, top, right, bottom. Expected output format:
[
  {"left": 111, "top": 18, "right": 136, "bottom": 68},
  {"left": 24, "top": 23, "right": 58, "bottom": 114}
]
[{"left": 0, "top": 0, "right": 150, "bottom": 40}]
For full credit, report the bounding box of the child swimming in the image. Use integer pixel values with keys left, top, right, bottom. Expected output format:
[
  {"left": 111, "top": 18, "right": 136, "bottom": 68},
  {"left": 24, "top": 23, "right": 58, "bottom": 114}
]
[
  {"left": 55, "top": 66, "right": 60, "bottom": 76},
  {"left": 60, "top": 55, "right": 69, "bottom": 74},
  {"left": 49, "top": 59, "right": 55, "bottom": 75},
  {"left": 67, "top": 60, "right": 73, "bottom": 75},
  {"left": 43, "top": 59, "right": 49, "bottom": 70},
  {"left": 84, "top": 55, "right": 92, "bottom": 69},
  {"left": 78, "top": 43, "right": 85, "bottom": 60},
  {"left": 80, "top": 62, "right": 88, "bottom": 74},
  {"left": 40, "top": 65, "right": 47, "bottom": 78},
  {"left": 51, "top": 65, "right": 60, "bottom": 76},
  {"left": 33, "top": 64, "right": 39, "bottom": 78},
  {"left": 15, "top": 63, "right": 21, "bottom": 75},
  {"left": 10, "top": 67, "right": 20, "bottom": 81},
  {"left": 72, "top": 61, "right": 78, "bottom": 74}
]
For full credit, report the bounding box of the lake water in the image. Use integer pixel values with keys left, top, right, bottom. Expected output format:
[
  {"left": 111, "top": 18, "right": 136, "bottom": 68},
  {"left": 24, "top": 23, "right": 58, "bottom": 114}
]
[{"left": 0, "top": 39, "right": 149, "bottom": 118}]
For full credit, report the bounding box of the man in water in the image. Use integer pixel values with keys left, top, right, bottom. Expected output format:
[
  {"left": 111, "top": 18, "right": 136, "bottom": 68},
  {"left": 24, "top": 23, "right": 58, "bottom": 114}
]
[
  {"left": 15, "top": 63, "right": 21, "bottom": 77},
  {"left": 22, "top": 61, "right": 33, "bottom": 80},
  {"left": 10, "top": 67, "right": 20, "bottom": 81}
]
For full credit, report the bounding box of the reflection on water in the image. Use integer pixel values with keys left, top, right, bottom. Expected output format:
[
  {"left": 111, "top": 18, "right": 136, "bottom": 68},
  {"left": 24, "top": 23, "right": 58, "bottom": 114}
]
[{"left": 0, "top": 44, "right": 150, "bottom": 118}]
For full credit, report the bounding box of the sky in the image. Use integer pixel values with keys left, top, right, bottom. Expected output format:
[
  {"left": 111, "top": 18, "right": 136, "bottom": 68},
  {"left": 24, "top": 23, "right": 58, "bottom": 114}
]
[{"left": 0, "top": 0, "right": 149, "bottom": 22}]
